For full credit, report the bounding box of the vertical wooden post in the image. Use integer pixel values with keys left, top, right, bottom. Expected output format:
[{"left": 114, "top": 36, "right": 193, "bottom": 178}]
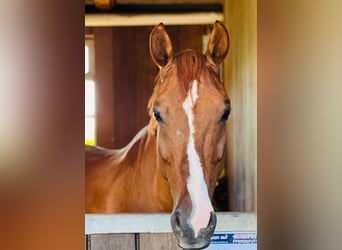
[{"left": 223, "top": 0, "right": 257, "bottom": 211}]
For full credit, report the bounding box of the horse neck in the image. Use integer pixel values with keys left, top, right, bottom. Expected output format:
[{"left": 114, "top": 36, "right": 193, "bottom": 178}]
[{"left": 131, "top": 125, "right": 173, "bottom": 211}]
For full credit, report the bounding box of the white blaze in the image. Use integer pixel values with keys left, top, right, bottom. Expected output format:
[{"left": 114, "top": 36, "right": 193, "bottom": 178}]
[{"left": 182, "top": 80, "right": 214, "bottom": 237}]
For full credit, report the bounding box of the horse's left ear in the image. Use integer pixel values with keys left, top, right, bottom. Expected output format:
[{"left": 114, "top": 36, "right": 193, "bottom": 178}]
[
  {"left": 206, "top": 21, "right": 229, "bottom": 65},
  {"left": 150, "top": 23, "right": 173, "bottom": 68}
]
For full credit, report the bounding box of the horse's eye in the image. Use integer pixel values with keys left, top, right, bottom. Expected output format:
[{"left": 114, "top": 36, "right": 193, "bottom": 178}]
[
  {"left": 220, "top": 107, "right": 230, "bottom": 123},
  {"left": 153, "top": 109, "right": 163, "bottom": 123}
]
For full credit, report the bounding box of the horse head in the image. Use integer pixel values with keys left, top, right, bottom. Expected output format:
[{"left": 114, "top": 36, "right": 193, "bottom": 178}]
[{"left": 149, "top": 21, "right": 230, "bottom": 249}]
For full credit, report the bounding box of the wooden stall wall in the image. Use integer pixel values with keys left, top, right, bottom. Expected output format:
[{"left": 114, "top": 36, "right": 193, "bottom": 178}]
[
  {"left": 223, "top": 0, "right": 257, "bottom": 211},
  {"left": 85, "top": 213, "right": 257, "bottom": 250},
  {"left": 91, "top": 25, "right": 207, "bottom": 149},
  {"left": 87, "top": 233, "right": 181, "bottom": 250}
]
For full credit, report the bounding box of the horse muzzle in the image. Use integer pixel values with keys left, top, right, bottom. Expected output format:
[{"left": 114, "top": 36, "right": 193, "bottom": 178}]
[{"left": 171, "top": 209, "right": 217, "bottom": 249}]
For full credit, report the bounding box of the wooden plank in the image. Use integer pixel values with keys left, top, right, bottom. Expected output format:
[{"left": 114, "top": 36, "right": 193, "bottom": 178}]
[
  {"left": 139, "top": 233, "right": 181, "bottom": 250},
  {"left": 223, "top": 0, "right": 257, "bottom": 211},
  {"left": 90, "top": 234, "right": 135, "bottom": 250},
  {"left": 85, "top": 12, "right": 223, "bottom": 27},
  {"left": 85, "top": 213, "right": 256, "bottom": 234}
]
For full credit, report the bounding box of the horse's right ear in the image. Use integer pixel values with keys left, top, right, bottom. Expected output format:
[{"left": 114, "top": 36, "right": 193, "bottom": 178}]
[{"left": 150, "top": 23, "right": 173, "bottom": 68}]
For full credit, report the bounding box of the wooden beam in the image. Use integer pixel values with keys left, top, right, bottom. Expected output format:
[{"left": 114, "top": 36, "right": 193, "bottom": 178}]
[
  {"left": 85, "top": 12, "right": 223, "bottom": 27},
  {"left": 85, "top": 212, "right": 256, "bottom": 234}
]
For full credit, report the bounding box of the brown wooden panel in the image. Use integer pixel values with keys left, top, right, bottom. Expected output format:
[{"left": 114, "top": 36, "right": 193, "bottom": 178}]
[
  {"left": 134, "top": 27, "right": 159, "bottom": 134},
  {"left": 224, "top": 0, "right": 257, "bottom": 211},
  {"left": 112, "top": 26, "right": 157, "bottom": 148},
  {"left": 94, "top": 27, "right": 115, "bottom": 148},
  {"left": 139, "top": 233, "right": 181, "bottom": 250},
  {"left": 177, "top": 25, "right": 207, "bottom": 52},
  {"left": 90, "top": 234, "right": 135, "bottom": 250},
  {"left": 112, "top": 26, "right": 139, "bottom": 148},
  {"left": 164, "top": 25, "right": 207, "bottom": 54}
]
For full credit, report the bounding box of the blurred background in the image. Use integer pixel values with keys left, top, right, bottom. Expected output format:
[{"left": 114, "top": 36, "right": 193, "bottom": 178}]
[{"left": 2, "top": 1, "right": 342, "bottom": 249}]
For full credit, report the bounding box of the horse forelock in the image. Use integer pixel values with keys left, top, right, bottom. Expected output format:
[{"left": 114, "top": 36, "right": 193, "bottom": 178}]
[{"left": 174, "top": 50, "right": 204, "bottom": 91}]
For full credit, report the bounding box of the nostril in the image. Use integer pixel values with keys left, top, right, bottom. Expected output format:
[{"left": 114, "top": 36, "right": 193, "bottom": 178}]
[
  {"left": 208, "top": 211, "right": 217, "bottom": 229},
  {"left": 174, "top": 214, "right": 181, "bottom": 231},
  {"left": 171, "top": 209, "right": 183, "bottom": 233}
]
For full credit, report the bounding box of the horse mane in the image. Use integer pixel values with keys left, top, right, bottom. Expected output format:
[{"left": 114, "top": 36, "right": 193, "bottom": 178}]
[{"left": 85, "top": 145, "right": 113, "bottom": 163}]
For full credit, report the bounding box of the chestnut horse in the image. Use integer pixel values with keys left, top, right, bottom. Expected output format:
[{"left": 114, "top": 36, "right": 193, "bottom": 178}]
[{"left": 86, "top": 21, "right": 230, "bottom": 249}]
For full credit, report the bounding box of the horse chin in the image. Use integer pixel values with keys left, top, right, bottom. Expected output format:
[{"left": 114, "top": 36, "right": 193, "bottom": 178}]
[
  {"left": 177, "top": 238, "right": 210, "bottom": 250},
  {"left": 171, "top": 211, "right": 217, "bottom": 250}
]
